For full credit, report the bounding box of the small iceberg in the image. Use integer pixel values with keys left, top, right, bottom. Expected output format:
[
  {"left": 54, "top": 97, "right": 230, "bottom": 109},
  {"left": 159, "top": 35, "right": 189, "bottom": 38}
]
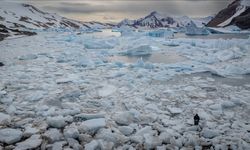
[
  {"left": 122, "top": 45, "right": 152, "bottom": 56},
  {"left": 185, "top": 21, "right": 210, "bottom": 35},
  {"left": 148, "top": 29, "right": 174, "bottom": 39}
]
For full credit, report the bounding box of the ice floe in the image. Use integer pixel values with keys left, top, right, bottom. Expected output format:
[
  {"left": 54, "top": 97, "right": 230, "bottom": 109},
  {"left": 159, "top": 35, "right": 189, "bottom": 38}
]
[{"left": 0, "top": 30, "right": 249, "bottom": 149}]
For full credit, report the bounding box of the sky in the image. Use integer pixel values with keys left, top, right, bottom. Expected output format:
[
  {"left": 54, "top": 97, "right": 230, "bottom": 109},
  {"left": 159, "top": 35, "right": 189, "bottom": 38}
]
[{"left": 3, "top": 0, "right": 234, "bottom": 23}]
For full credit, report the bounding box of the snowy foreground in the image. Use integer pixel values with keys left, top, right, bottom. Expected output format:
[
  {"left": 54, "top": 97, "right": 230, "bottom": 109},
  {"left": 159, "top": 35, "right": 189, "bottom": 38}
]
[{"left": 0, "top": 31, "right": 250, "bottom": 150}]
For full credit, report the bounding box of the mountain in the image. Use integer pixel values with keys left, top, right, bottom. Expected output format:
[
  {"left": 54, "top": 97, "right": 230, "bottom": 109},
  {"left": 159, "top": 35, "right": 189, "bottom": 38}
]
[
  {"left": 117, "top": 11, "right": 212, "bottom": 29},
  {"left": 0, "top": 3, "right": 89, "bottom": 30},
  {"left": 0, "top": 2, "right": 111, "bottom": 40},
  {"left": 207, "top": 0, "right": 250, "bottom": 29},
  {"left": 134, "top": 11, "right": 168, "bottom": 28},
  {"left": 130, "top": 11, "right": 177, "bottom": 28},
  {"left": 117, "top": 19, "right": 135, "bottom": 28}
]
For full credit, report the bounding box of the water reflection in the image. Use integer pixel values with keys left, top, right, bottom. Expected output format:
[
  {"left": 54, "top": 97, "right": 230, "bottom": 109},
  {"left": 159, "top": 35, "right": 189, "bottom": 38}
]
[
  {"left": 175, "top": 33, "right": 250, "bottom": 39},
  {"left": 87, "top": 29, "right": 249, "bottom": 40},
  {"left": 109, "top": 52, "right": 186, "bottom": 64},
  {"left": 86, "top": 29, "right": 121, "bottom": 38}
]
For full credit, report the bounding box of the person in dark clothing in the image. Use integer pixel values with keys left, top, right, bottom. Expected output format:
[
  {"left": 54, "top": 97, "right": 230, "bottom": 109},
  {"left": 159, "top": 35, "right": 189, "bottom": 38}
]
[
  {"left": 194, "top": 114, "right": 200, "bottom": 125},
  {"left": 0, "top": 62, "right": 4, "bottom": 67}
]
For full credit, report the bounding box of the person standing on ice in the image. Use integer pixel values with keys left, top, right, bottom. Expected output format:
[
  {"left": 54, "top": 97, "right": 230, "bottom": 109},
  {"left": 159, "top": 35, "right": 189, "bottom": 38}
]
[{"left": 194, "top": 114, "right": 200, "bottom": 125}]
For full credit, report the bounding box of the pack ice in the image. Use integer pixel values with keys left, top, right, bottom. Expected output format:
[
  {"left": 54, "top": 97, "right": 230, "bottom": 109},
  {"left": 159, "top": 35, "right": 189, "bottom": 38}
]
[{"left": 0, "top": 24, "right": 250, "bottom": 150}]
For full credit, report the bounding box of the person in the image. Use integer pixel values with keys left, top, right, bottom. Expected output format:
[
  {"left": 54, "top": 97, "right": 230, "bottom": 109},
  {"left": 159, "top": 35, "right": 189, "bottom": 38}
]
[
  {"left": 194, "top": 114, "right": 200, "bottom": 125},
  {"left": 0, "top": 62, "right": 4, "bottom": 67}
]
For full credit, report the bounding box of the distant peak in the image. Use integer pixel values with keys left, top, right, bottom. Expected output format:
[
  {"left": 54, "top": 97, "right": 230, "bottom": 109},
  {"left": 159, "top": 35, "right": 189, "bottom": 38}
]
[{"left": 149, "top": 11, "right": 160, "bottom": 16}]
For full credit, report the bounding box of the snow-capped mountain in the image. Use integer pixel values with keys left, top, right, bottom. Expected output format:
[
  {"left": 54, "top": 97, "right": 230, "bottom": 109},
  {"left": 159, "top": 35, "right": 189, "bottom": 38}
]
[
  {"left": 207, "top": 0, "right": 250, "bottom": 29},
  {"left": 133, "top": 11, "right": 170, "bottom": 28},
  {"left": 117, "top": 11, "right": 213, "bottom": 29},
  {"left": 132, "top": 11, "right": 177, "bottom": 28},
  {"left": 117, "top": 19, "right": 135, "bottom": 27},
  {"left": 0, "top": 3, "right": 90, "bottom": 30},
  {"left": 85, "top": 21, "right": 115, "bottom": 30},
  {"left": 0, "top": 2, "right": 112, "bottom": 40}
]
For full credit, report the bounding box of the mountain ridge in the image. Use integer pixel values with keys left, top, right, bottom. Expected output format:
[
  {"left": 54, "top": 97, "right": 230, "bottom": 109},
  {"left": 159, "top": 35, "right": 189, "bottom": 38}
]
[
  {"left": 207, "top": 0, "right": 250, "bottom": 29},
  {"left": 117, "top": 11, "right": 212, "bottom": 29},
  {"left": 0, "top": 2, "right": 112, "bottom": 40}
]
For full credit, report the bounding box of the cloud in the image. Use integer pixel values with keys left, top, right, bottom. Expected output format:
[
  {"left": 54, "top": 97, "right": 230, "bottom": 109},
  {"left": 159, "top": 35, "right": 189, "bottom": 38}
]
[
  {"left": 40, "top": 0, "right": 229, "bottom": 16},
  {"left": 2, "top": 0, "right": 232, "bottom": 22},
  {"left": 44, "top": 2, "right": 108, "bottom": 14}
]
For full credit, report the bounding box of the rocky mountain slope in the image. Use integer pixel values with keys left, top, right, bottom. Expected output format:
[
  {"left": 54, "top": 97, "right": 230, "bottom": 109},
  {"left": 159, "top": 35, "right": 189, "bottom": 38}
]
[
  {"left": 207, "top": 0, "right": 250, "bottom": 29},
  {"left": 0, "top": 2, "right": 111, "bottom": 40}
]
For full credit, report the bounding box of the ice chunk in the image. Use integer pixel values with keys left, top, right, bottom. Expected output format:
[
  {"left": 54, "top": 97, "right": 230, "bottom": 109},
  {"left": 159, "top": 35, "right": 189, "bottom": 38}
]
[
  {"left": 120, "top": 26, "right": 135, "bottom": 36},
  {"left": 201, "top": 129, "right": 219, "bottom": 139},
  {"left": 145, "top": 103, "right": 159, "bottom": 112},
  {"left": 159, "top": 132, "right": 171, "bottom": 144},
  {"left": 129, "top": 135, "right": 144, "bottom": 144},
  {"left": 98, "top": 84, "right": 117, "bottom": 97},
  {"left": 185, "top": 21, "right": 209, "bottom": 35},
  {"left": 157, "top": 145, "right": 167, "bottom": 150},
  {"left": 118, "top": 126, "right": 134, "bottom": 136},
  {"left": 209, "top": 104, "right": 222, "bottom": 110},
  {"left": 78, "top": 134, "right": 92, "bottom": 144},
  {"left": 0, "top": 112, "right": 11, "bottom": 125},
  {"left": 84, "top": 39, "right": 114, "bottom": 49},
  {"left": 63, "top": 124, "right": 79, "bottom": 139},
  {"left": 95, "top": 128, "right": 129, "bottom": 146},
  {"left": 136, "top": 126, "right": 156, "bottom": 136},
  {"left": 74, "top": 58, "right": 93, "bottom": 68},
  {"left": 144, "top": 134, "right": 163, "bottom": 149},
  {"left": 65, "top": 34, "right": 76, "bottom": 42},
  {"left": 74, "top": 113, "right": 105, "bottom": 121},
  {"left": 122, "top": 45, "right": 152, "bottom": 56},
  {"left": 15, "top": 134, "right": 42, "bottom": 150},
  {"left": 167, "top": 107, "right": 183, "bottom": 115},
  {"left": 183, "top": 134, "right": 200, "bottom": 147},
  {"left": 98, "top": 139, "right": 115, "bottom": 150},
  {"left": 148, "top": 29, "right": 174, "bottom": 39},
  {"left": 44, "top": 128, "right": 63, "bottom": 143},
  {"left": 6, "top": 105, "right": 16, "bottom": 115},
  {"left": 85, "top": 140, "right": 100, "bottom": 150},
  {"left": 56, "top": 74, "right": 79, "bottom": 84},
  {"left": 133, "top": 58, "right": 145, "bottom": 68},
  {"left": 215, "top": 49, "right": 242, "bottom": 62},
  {"left": 25, "top": 91, "right": 45, "bottom": 101},
  {"left": 47, "top": 116, "right": 67, "bottom": 128},
  {"left": 23, "top": 125, "right": 39, "bottom": 137},
  {"left": 163, "top": 41, "right": 180, "bottom": 47},
  {"left": 139, "top": 114, "right": 158, "bottom": 124},
  {"left": 51, "top": 141, "right": 67, "bottom": 150},
  {"left": 221, "top": 101, "right": 236, "bottom": 109},
  {"left": 0, "top": 128, "right": 23, "bottom": 144},
  {"left": 78, "top": 118, "right": 106, "bottom": 133},
  {"left": 113, "top": 111, "right": 137, "bottom": 125},
  {"left": 67, "top": 138, "right": 83, "bottom": 150},
  {"left": 0, "top": 90, "right": 7, "bottom": 96},
  {"left": 19, "top": 54, "right": 38, "bottom": 60}
]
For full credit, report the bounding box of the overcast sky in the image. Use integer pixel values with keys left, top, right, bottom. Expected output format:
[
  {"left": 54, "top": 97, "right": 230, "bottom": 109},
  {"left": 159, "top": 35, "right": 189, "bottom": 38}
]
[{"left": 2, "top": 0, "right": 233, "bottom": 22}]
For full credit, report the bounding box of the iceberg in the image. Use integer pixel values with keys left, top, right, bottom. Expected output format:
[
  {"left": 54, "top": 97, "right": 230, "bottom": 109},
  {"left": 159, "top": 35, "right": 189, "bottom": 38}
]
[
  {"left": 119, "top": 26, "right": 135, "bottom": 36},
  {"left": 122, "top": 45, "right": 152, "bottom": 56},
  {"left": 148, "top": 29, "right": 174, "bottom": 39},
  {"left": 207, "top": 26, "right": 249, "bottom": 34},
  {"left": 185, "top": 21, "right": 210, "bottom": 35},
  {"left": 84, "top": 38, "right": 118, "bottom": 49}
]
